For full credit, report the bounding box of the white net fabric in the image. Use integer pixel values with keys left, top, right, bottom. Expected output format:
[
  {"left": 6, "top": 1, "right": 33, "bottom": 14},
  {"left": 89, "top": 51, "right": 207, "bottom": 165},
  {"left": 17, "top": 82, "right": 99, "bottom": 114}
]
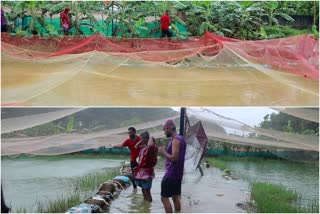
[
  {"left": 1, "top": 114, "right": 179, "bottom": 156},
  {"left": 1, "top": 108, "right": 85, "bottom": 134},
  {"left": 2, "top": 33, "right": 318, "bottom": 106},
  {"left": 273, "top": 108, "right": 319, "bottom": 123},
  {"left": 1, "top": 108, "right": 318, "bottom": 157},
  {"left": 187, "top": 108, "right": 319, "bottom": 152}
]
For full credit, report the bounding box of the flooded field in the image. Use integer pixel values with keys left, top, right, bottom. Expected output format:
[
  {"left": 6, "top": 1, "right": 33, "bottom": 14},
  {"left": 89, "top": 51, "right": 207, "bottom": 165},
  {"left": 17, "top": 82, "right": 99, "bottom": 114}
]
[
  {"left": 2, "top": 53, "right": 318, "bottom": 106},
  {"left": 1, "top": 156, "right": 124, "bottom": 212},
  {"left": 227, "top": 160, "right": 319, "bottom": 204},
  {"left": 1, "top": 155, "right": 318, "bottom": 212}
]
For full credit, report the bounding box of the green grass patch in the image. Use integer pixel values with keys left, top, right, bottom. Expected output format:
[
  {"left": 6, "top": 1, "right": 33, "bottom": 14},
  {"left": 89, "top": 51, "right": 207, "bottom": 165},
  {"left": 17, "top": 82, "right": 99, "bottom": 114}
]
[
  {"left": 14, "top": 168, "right": 120, "bottom": 213},
  {"left": 252, "top": 182, "right": 299, "bottom": 213},
  {"left": 281, "top": 26, "right": 310, "bottom": 37},
  {"left": 251, "top": 182, "right": 319, "bottom": 213},
  {"left": 36, "top": 191, "right": 82, "bottom": 213},
  {"left": 205, "top": 158, "right": 229, "bottom": 170},
  {"left": 73, "top": 168, "right": 119, "bottom": 191},
  {"left": 263, "top": 25, "right": 311, "bottom": 39}
]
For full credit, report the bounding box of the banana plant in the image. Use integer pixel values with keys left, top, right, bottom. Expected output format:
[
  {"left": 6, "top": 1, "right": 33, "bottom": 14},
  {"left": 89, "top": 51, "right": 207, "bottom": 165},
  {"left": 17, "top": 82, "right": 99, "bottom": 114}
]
[
  {"left": 220, "top": 2, "right": 262, "bottom": 39},
  {"left": 262, "top": 1, "right": 295, "bottom": 26},
  {"left": 5, "top": 1, "right": 47, "bottom": 35},
  {"left": 69, "top": 1, "right": 99, "bottom": 35}
]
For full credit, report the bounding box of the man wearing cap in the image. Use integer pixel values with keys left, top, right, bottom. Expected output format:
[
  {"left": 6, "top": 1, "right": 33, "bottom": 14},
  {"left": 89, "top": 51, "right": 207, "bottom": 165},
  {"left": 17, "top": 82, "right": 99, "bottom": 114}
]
[
  {"left": 112, "top": 127, "right": 141, "bottom": 193},
  {"left": 159, "top": 119, "right": 187, "bottom": 213}
]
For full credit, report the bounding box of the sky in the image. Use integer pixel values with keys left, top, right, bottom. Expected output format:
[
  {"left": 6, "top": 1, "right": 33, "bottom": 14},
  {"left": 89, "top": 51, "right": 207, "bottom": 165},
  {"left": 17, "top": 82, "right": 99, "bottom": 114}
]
[{"left": 172, "top": 107, "right": 277, "bottom": 127}]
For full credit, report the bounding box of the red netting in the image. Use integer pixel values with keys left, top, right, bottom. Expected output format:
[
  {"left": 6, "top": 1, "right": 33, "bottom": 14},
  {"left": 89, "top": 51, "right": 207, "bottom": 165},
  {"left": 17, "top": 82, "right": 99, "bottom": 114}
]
[
  {"left": 207, "top": 32, "right": 319, "bottom": 79},
  {"left": 1, "top": 32, "right": 318, "bottom": 79}
]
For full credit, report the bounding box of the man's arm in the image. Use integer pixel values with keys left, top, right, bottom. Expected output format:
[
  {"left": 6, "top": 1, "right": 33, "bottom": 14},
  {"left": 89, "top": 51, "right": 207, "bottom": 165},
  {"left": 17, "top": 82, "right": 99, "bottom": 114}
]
[
  {"left": 160, "top": 138, "right": 180, "bottom": 162},
  {"left": 134, "top": 139, "right": 143, "bottom": 149},
  {"left": 112, "top": 140, "right": 126, "bottom": 149}
]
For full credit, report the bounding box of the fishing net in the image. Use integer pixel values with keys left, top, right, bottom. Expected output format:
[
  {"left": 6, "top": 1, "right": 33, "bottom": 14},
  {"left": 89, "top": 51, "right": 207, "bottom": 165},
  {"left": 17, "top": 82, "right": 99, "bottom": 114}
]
[
  {"left": 1, "top": 108, "right": 318, "bottom": 162},
  {"left": 184, "top": 121, "right": 208, "bottom": 172},
  {"left": 1, "top": 32, "right": 318, "bottom": 106},
  {"left": 273, "top": 108, "right": 319, "bottom": 123},
  {"left": 1, "top": 108, "right": 85, "bottom": 134},
  {"left": 186, "top": 108, "right": 319, "bottom": 153},
  {"left": 1, "top": 112, "right": 179, "bottom": 156}
]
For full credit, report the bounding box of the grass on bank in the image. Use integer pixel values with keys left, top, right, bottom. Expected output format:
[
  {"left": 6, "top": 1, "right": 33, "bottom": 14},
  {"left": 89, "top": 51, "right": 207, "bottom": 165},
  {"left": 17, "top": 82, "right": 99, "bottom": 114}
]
[
  {"left": 206, "top": 156, "right": 319, "bottom": 213},
  {"left": 14, "top": 168, "right": 120, "bottom": 213},
  {"left": 251, "top": 182, "right": 319, "bottom": 213}
]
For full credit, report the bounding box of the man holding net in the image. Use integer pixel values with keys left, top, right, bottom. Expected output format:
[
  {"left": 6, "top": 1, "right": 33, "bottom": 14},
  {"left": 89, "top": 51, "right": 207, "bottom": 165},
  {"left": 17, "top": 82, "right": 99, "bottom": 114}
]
[
  {"left": 133, "top": 131, "right": 158, "bottom": 202},
  {"left": 159, "top": 119, "right": 187, "bottom": 213},
  {"left": 112, "top": 127, "right": 141, "bottom": 193}
]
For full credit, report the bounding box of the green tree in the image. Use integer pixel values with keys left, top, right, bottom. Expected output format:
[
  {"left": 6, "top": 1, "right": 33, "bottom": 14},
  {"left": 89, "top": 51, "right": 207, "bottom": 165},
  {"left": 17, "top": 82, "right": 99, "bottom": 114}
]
[
  {"left": 66, "top": 116, "right": 74, "bottom": 133},
  {"left": 259, "top": 111, "right": 318, "bottom": 135}
]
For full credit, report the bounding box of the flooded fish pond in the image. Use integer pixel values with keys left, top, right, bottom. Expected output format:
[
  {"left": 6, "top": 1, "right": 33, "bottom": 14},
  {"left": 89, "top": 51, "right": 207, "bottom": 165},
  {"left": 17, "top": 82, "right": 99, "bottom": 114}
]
[{"left": 1, "top": 155, "right": 318, "bottom": 212}]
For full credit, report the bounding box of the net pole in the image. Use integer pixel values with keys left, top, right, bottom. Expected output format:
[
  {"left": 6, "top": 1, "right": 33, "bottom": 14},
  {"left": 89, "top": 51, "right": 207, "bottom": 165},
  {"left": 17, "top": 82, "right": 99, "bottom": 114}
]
[
  {"left": 180, "top": 107, "right": 186, "bottom": 136},
  {"left": 111, "top": 1, "right": 114, "bottom": 37}
]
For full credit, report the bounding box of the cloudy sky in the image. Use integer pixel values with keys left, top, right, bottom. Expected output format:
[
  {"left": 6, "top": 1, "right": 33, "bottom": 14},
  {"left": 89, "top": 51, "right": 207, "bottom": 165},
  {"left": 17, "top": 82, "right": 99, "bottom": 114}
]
[{"left": 172, "top": 107, "right": 277, "bottom": 127}]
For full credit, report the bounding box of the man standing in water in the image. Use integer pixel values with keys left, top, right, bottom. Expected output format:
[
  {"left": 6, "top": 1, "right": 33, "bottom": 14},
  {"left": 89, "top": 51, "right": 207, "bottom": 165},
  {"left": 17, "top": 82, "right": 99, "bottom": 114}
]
[
  {"left": 159, "top": 120, "right": 187, "bottom": 213},
  {"left": 112, "top": 127, "right": 141, "bottom": 193},
  {"left": 133, "top": 131, "right": 158, "bottom": 202}
]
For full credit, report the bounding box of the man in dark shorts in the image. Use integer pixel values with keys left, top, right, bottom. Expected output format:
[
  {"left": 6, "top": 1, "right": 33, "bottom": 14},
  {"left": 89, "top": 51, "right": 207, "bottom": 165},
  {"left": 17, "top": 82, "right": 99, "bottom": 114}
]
[
  {"left": 159, "top": 119, "right": 187, "bottom": 212},
  {"left": 112, "top": 127, "right": 141, "bottom": 193},
  {"left": 160, "top": 10, "right": 172, "bottom": 38}
]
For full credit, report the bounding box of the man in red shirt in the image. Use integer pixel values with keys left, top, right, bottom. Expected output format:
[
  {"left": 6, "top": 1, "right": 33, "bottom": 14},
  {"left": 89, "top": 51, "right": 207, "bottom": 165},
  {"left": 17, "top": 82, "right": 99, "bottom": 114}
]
[
  {"left": 112, "top": 127, "right": 141, "bottom": 192},
  {"left": 60, "top": 7, "right": 72, "bottom": 36},
  {"left": 160, "top": 10, "right": 172, "bottom": 38}
]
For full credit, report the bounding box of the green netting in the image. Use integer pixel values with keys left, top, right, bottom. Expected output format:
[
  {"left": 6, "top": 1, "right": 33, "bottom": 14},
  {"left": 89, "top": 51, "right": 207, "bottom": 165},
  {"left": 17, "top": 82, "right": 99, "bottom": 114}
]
[
  {"left": 80, "top": 147, "right": 130, "bottom": 154},
  {"left": 12, "top": 17, "right": 187, "bottom": 37},
  {"left": 80, "top": 147, "right": 277, "bottom": 159},
  {"left": 205, "top": 149, "right": 278, "bottom": 158}
]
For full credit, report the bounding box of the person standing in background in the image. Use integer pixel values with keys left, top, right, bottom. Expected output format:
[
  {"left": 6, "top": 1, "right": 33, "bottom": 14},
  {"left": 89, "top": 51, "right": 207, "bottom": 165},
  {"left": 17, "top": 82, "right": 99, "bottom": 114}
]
[
  {"left": 1, "top": 8, "right": 8, "bottom": 32},
  {"left": 160, "top": 10, "right": 172, "bottom": 39},
  {"left": 60, "top": 7, "right": 72, "bottom": 35}
]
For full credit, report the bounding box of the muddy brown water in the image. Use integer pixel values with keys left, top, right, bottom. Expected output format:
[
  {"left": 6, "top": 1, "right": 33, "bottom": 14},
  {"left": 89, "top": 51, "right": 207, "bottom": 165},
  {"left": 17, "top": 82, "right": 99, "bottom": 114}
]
[{"left": 2, "top": 53, "right": 318, "bottom": 106}]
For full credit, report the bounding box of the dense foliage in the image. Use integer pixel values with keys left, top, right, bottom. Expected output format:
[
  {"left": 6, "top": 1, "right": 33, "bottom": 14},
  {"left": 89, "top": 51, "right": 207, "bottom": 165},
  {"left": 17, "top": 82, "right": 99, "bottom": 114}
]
[
  {"left": 259, "top": 109, "right": 319, "bottom": 135},
  {"left": 1, "top": 1, "right": 319, "bottom": 39}
]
